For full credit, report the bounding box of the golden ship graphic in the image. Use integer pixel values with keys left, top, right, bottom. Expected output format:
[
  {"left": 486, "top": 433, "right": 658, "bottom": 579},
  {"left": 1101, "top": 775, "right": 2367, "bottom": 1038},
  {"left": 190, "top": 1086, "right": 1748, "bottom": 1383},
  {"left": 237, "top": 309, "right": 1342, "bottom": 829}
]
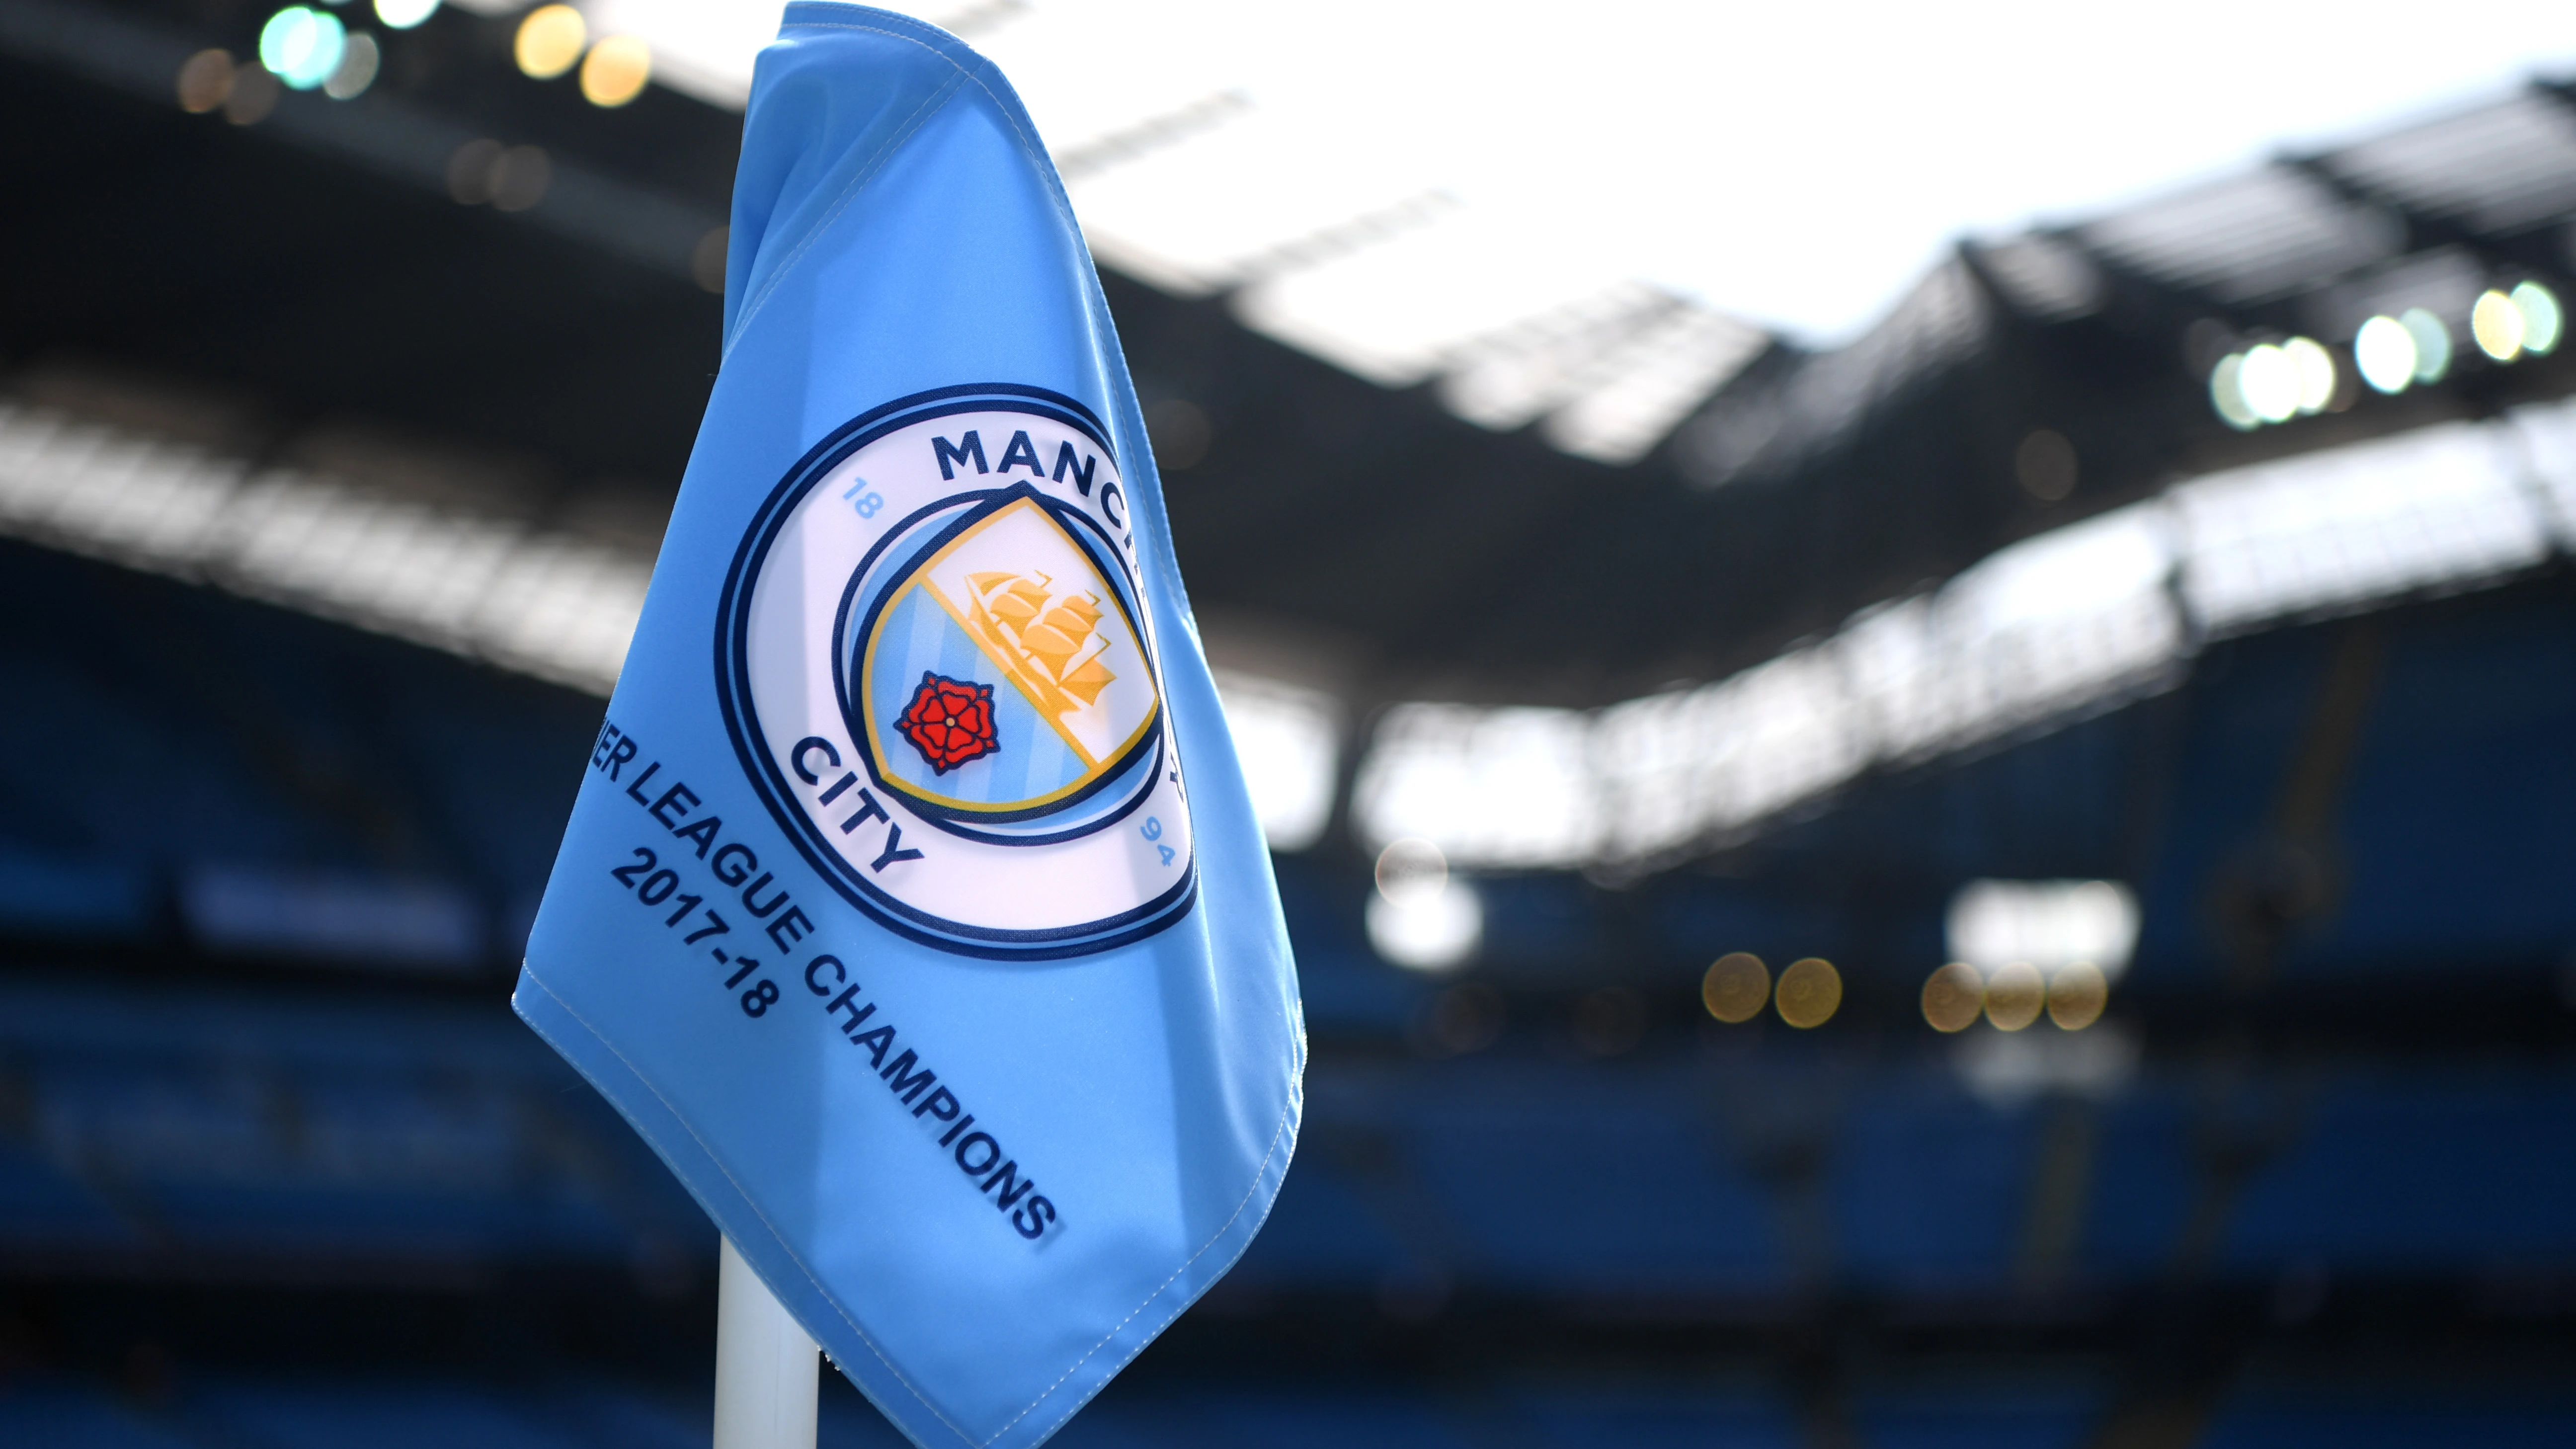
[{"left": 960, "top": 569, "right": 1118, "bottom": 724}]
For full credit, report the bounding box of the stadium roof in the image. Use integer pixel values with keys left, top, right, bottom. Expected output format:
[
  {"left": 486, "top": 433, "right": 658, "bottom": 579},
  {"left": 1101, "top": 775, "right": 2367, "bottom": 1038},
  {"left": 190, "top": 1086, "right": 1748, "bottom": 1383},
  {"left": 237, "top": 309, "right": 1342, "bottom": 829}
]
[
  {"left": 1358, "top": 397, "right": 2576, "bottom": 868},
  {"left": 7, "top": 0, "right": 2576, "bottom": 864},
  {"left": 485, "top": 0, "right": 2576, "bottom": 466}
]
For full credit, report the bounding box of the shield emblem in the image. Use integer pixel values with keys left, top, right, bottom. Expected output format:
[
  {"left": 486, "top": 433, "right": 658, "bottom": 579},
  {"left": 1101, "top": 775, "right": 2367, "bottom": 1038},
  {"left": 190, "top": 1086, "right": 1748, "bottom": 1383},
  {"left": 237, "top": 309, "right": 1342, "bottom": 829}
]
[{"left": 851, "top": 490, "right": 1162, "bottom": 832}]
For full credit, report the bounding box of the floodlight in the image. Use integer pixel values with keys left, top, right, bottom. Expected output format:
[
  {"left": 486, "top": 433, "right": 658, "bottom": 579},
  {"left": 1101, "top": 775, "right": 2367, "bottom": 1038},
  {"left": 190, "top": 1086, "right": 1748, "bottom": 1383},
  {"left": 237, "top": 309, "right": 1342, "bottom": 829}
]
[
  {"left": 323, "top": 32, "right": 378, "bottom": 100},
  {"left": 2472, "top": 290, "right": 2525, "bottom": 362},
  {"left": 582, "top": 34, "right": 653, "bottom": 107},
  {"left": 515, "top": 4, "right": 586, "bottom": 80},
  {"left": 2209, "top": 354, "right": 2258, "bottom": 430},
  {"left": 2353, "top": 315, "right": 2415, "bottom": 394},
  {"left": 2512, "top": 281, "right": 2562, "bottom": 355},
  {"left": 2400, "top": 307, "right": 2452, "bottom": 383},
  {"left": 2283, "top": 336, "right": 2335, "bottom": 414},
  {"left": 1946, "top": 879, "right": 2139, "bottom": 981},
  {"left": 259, "top": 7, "right": 346, "bottom": 91},
  {"left": 2238, "top": 344, "right": 2301, "bottom": 424},
  {"left": 1367, "top": 876, "right": 1481, "bottom": 971}
]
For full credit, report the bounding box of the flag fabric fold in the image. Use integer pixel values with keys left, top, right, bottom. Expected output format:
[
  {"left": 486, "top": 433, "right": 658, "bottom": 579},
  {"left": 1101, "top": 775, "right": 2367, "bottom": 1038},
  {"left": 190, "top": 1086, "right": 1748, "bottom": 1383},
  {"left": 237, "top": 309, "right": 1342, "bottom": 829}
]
[{"left": 510, "top": 8, "right": 1304, "bottom": 1446}]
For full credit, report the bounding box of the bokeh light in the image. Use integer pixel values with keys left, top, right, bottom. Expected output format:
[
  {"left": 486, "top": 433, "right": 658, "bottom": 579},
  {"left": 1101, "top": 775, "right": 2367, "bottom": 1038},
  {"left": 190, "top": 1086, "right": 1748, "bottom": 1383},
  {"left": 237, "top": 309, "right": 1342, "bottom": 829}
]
[
  {"left": 176, "top": 49, "right": 235, "bottom": 114},
  {"left": 2512, "top": 281, "right": 2562, "bottom": 355},
  {"left": 2209, "top": 353, "right": 2257, "bottom": 431},
  {"left": 447, "top": 141, "right": 578, "bottom": 220},
  {"left": 1420, "top": 983, "right": 1504, "bottom": 1056},
  {"left": 260, "top": 7, "right": 347, "bottom": 92},
  {"left": 515, "top": 4, "right": 587, "bottom": 80},
  {"left": 1146, "top": 399, "right": 1214, "bottom": 471},
  {"left": 490, "top": 146, "right": 552, "bottom": 212},
  {"left": 1368, "top": 838, "right": 1478, "bottom": 971},
  {"left": 2353, "top": 315, "right": 2416, "bottom": 394},
  {"left": 1947, "top": 880, "right": 2139, "bottom": 982},
  {"left": 446, "top": 138, "right": 502, "bottom": 205},
  {"left": 2238, "top": 344, "right": 2301, "bottom": 424},
  {"left": 2284, "top": 336, "right": 2336, "bottom": 414},
  {"left": 2045, "top": 961, "right": 2108, "bottom": 1030},
  {"left": 1774, "top": 958, "right": 1840, "bottom": 1029},
  {"left": 375, "top": 0, "right": 440, "bottom": 29},
  {"left": 580, "top": 35, "right": 653, "bottom": 107},
  {"left": 224, "top": 65, "right": 279, "bottom": 124},
  {"left": 1982, "top": 961, "right": 2044, "bottom": 1031},
  {"left": 691, "top": 226, "right": 729, "bottom": 294},
  {"left": 2014, "top": 428, "right": 2077, "bottom": 502},
  {"left": 1700, "top": 952, "right": 1769, "bottom": 1024},
  {"left": 2400, "top": 307, "right": 2452, "bottom": 383},
  {"left": 1374, "top": 837, "right": 1448, "bottom": 906},
  {"left": 2471, "top": 289, "right": 2525, "bottom": 362},
  {"left": 1366, "top": 881, "right": 1480, "bottom": 971},
  {"left": 1921, "top": 962, "right": 1984, "bottom": 1033},
  {"left": 323, "top": 33, "right": 379, "bottom": 100},
  {"left": 1572, "top": 987, "right": 1645, "bottom": 1056}
]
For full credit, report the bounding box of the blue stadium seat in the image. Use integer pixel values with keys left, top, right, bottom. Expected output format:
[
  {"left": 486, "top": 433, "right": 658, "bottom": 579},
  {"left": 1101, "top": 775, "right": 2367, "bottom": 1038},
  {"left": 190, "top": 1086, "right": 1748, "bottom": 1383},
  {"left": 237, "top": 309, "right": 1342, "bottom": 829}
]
[
  {"left": 1369, "top": 1064, "right": 1787, "bottom": 1294},
  {"left": 190, "top": 1379, "right": 584, "bottom": 1449},
  {"left": 1517, "top": 1386, "right": 1801, "bottom": 1449},
  {"left": 1229, "top": 1142, "right": 1411, "bottom": 1289},
  {"left": 529, "top": 1382, "right": 709, "bottom": 1449},
  {"left": 0, "top": 1134, "right": 137, "bottom": 1248},
  {"left": 2225, "top": 1069, "right": 2576, "bottom": 1272},
  {"left": 1196, "top": 1389, "right": 1481, "bottom": 1449},
  {"left": 2079, "top": 1082, "right": 2203, "bottom": 1279},
  {"left": 1831, "top": 1072, "right": 2040, "bottom": 1290},
  {"left": 0, "top": 1380, "right": 205, "bottom": 1449},
  {"left": 0, "top": 847, "right": 153, "bottom": 940},
  {"left": 0, "top": 979, "right": 706, "bottom": 1272},
  {"left": 1854, "top": 1384, "right": 2100, "bottom": 1449},
  {"left": 2198, "top": 1389, "right": 2576, "bottom": 1449}
]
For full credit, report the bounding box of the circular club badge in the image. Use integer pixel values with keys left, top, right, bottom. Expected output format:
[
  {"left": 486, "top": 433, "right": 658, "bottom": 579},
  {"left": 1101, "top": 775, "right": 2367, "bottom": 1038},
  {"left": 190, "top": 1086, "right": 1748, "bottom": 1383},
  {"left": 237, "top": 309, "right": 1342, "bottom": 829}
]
[{"left": 716, "top": 385, "right": 1196, "bottom": 958}]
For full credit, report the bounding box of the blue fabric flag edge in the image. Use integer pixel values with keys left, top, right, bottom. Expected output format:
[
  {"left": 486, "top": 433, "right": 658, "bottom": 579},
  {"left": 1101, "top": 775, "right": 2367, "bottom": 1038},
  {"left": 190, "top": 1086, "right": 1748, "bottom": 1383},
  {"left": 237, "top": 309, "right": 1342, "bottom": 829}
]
[{"left": 515, "top": 964, "right": 1299, "bottom": 1449}]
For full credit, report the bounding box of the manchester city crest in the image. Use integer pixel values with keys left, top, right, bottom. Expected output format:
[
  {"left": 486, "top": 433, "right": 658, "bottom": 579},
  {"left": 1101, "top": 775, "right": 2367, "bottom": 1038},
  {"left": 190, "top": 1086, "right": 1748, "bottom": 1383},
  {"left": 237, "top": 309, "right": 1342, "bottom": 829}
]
[{"left": 715, "top": 385, "right": 1197, "bottom": 958}]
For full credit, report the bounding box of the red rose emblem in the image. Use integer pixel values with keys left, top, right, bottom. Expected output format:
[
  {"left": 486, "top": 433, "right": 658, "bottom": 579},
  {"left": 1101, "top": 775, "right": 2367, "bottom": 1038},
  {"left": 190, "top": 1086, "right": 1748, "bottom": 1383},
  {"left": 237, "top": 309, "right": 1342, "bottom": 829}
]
[{"left": 896, "top": 672, "right": 999, "bottom": 774}]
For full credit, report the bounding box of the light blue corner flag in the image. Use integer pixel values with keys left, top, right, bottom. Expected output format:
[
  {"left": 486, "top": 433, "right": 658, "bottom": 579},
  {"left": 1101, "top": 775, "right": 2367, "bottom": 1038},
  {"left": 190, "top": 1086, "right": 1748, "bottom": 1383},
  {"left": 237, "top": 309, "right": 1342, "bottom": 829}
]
[{"left": 510, "top": 8, "right": 1304, "bottom": 1446}]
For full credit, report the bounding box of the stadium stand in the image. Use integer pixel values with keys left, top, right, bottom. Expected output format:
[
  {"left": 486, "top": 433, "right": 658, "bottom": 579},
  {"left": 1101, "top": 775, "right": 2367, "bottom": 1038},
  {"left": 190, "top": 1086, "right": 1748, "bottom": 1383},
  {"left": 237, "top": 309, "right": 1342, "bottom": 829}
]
[{"left": 7, "top": 526, "right": 2576, "bottom": 1439}]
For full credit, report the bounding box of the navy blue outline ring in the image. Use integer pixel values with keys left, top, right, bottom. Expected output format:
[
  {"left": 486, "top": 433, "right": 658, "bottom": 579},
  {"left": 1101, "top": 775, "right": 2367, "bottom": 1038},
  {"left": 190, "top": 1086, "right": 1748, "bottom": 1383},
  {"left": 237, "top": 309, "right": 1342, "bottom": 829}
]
[{"left": 713, "top": 385, "right": 1197, "bottom": 960}]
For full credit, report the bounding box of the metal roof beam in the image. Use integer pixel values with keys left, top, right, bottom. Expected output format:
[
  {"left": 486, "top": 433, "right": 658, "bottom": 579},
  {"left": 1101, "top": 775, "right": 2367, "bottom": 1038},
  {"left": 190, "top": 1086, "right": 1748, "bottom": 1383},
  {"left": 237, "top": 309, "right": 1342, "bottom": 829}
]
[{"left": 2277, "top": 153, "right": 2566, "bottom": 287}]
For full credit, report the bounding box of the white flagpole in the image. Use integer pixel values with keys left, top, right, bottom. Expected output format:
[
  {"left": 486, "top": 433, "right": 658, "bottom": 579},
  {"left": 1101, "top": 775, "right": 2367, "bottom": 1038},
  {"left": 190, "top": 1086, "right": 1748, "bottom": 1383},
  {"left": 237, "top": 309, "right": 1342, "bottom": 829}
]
[{"left": 714, "top": 1236, "right": 820, "bottom": 1449}]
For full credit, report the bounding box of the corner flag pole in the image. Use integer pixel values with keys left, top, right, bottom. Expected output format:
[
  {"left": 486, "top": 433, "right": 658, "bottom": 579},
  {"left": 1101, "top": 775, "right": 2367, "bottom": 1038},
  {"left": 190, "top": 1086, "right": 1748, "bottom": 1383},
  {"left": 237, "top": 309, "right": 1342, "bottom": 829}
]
[{"left": 714, "top": 1236, "right": 819, "bottom": 1449}]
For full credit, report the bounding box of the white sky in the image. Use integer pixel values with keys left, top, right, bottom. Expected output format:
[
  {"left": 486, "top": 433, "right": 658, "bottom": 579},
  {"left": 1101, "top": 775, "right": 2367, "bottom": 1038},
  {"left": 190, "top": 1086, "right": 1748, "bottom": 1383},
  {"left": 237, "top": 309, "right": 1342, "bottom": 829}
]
[
  {"left": 594, "top": 0, "right": 2576, "bottom": 339},
  {"left": 1074, "top": 0, "right": 2576, "bottom": 338}
]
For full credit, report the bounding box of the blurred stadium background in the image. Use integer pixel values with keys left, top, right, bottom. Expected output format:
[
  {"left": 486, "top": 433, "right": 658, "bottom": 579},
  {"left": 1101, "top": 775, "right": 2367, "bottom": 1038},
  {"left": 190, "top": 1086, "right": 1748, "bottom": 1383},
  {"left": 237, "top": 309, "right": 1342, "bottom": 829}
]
[{"left": 5, "top": 0, "right": 2576, "bottom": 1445}]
